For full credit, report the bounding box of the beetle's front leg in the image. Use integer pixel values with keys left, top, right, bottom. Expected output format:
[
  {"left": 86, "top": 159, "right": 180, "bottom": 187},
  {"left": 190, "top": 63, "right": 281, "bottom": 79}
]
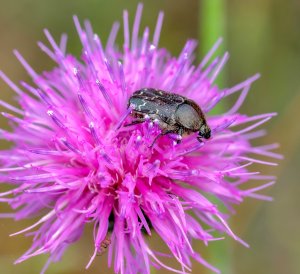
[{"left": 175, "top": 127, "right": 184, "bottom": 144}]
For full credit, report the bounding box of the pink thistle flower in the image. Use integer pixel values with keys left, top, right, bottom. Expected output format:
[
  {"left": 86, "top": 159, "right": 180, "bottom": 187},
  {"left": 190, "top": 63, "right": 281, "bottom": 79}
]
[{"left": 0, "top": 4, "right": 280, "bottom": 274}]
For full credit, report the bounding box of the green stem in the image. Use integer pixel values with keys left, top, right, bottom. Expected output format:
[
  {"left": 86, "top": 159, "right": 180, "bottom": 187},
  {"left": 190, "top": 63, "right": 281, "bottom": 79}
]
[
  {"left": 199, "top": 0, "right": 227, "bottom": 115},
  {"left": 200, "top": 0, "right": 226, "bottom": 55},
  {"left": 199, "top": 1, "right": 234, "bottom": 274}
]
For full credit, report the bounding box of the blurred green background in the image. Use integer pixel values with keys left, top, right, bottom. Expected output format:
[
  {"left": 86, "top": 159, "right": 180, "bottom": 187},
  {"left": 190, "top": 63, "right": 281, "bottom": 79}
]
[{"left": 0, "top": 0, "right": 299, "bottom": 273}]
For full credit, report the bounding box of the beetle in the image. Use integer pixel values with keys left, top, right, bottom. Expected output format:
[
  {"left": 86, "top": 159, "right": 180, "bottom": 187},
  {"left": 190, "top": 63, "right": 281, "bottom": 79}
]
[
  {"left": 126, "top": 88, "right": 211, "bottom": 146},
  {"left": 97, "top": 235, "right": 111, "bottom": 256}
]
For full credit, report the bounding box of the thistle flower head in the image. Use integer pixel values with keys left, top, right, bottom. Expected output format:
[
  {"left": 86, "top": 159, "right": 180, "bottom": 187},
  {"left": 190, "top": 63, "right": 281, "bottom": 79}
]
[{"left": 0, "top": 4, "right": 280, "bottom": 274}]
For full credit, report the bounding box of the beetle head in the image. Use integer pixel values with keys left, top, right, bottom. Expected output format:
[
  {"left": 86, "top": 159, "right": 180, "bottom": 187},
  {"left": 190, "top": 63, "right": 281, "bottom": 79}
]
[{"left": 197, "top": 124, "right": 211, "bottom": 141}]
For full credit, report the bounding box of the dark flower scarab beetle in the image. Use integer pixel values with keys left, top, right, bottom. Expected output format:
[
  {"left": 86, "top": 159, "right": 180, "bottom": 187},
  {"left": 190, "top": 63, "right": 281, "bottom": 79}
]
[{"left": 127, "top": 88, "right": 211, "bottom": 146}]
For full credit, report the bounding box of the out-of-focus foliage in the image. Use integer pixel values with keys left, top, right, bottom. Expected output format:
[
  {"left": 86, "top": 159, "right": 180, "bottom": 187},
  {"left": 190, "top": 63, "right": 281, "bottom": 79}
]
[{"left": 0, "top": 1, "right": 299, "bottom": 273}]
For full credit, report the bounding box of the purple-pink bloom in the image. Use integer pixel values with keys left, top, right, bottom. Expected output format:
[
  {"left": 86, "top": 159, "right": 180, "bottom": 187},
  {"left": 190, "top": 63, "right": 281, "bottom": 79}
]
[{"left": 0, "top": 4, "right": 280, "bottom": 274}]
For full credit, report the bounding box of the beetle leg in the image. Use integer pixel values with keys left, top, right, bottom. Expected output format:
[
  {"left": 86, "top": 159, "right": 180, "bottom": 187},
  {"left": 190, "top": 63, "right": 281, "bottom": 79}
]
[
  {"left": 124, "top": 119, "right": 146, "bottom": 127},
  {"left": 176, "top": 127, "right": 184, "bottom": 144},
  {"left": 149, "top": 130, "right": 174, "bottom": 148}
]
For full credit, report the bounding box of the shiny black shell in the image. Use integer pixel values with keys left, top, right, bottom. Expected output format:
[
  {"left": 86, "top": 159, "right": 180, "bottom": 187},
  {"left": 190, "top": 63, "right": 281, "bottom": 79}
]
[{"left": 127, "top": 88, "right": 211, "bottom": 141}]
